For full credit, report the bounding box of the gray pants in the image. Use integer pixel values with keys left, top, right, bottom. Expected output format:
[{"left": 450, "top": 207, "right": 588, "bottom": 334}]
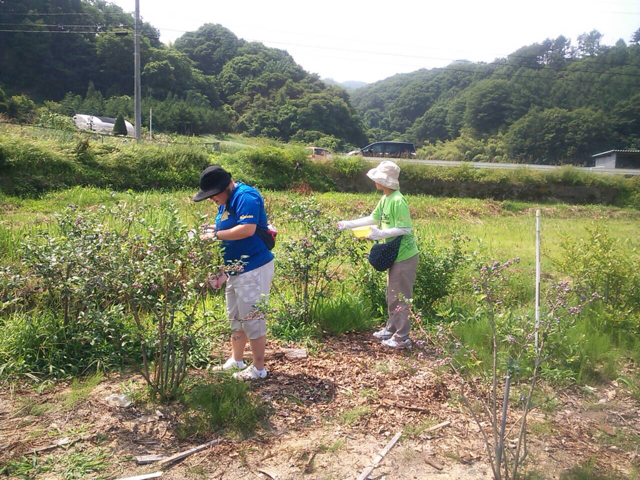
[{"left": 385, "top": 254, "right": 419, "bottom": 340}]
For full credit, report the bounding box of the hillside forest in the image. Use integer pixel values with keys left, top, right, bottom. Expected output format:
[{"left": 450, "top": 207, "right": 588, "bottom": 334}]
[{"left": 1, "top": 0, "right": 639, "bottom": 164}]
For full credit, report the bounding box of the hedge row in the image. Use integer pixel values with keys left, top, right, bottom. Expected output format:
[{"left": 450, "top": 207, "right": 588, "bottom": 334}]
[{"left": 1, "top": 133, "right": 638, "bottom": 208}]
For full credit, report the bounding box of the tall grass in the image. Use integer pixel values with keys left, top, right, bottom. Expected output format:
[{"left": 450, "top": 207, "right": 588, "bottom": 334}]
[{"left": 315, "top": 290, "right": 377, "bottom": 336}]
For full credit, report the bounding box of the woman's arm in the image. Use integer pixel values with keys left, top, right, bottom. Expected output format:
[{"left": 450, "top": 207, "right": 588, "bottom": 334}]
[
  {"left": 368, "top": 226, "right": 411, "bottom": 240},
  {"left": 337, "top": 216, "right": 377, "bottom": 230},
  {"left": 216, "top": 223, "right": 257, "bottom": 240}
]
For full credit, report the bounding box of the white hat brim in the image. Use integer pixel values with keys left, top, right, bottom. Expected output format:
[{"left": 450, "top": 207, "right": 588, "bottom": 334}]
[{"left": 367, "top": 168, "right": 399, "bottom": 190}]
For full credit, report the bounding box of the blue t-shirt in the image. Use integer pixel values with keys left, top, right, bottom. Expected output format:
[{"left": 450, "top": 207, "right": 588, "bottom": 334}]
[{"left": 215, "top": 182, "right": 274, "bottom": 274}]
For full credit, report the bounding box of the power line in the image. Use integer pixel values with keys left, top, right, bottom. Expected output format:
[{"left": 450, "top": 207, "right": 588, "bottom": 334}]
[
  {"left": 270, "top": 46, "right": 640, "bottom": 87},
  {"left": 239, "top": 37, "right": 640, "bottom": 79},
  {"left": 0, "top": 29, "right": 131, "bottom": 35},
  {"left": 0, "top": 12, "right": 132, "bottom": 17},
  {"left": 0, "top": 23, "right": 131, "bottom": 28},
  {"left": 155, "top": 25, "right": 640, "bottom": 71}
]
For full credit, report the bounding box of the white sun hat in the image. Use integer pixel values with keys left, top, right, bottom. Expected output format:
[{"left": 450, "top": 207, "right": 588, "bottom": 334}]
[{"left": 366, "top": 161, "right": 401, "bottom": 190}]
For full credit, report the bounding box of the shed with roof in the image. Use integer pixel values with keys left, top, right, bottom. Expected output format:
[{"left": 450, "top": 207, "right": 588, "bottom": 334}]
[{"left": 591, "top": 150, "right": 640, "bottom": 169}]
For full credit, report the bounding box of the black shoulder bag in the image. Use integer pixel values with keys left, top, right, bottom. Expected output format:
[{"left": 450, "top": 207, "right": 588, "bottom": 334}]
[
  {"left": 367, "top": 196, "right": 402, "bottom": 271},
  {"left": 368, "top": 235, "right": 403, "bottom": 271}
]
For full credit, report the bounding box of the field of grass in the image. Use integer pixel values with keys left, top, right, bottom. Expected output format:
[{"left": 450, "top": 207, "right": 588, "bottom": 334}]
[
  {"left": 1, "top": 186, "right": 638, "bottom": 381},
  {"left": 1, "top": 185, "right": 639, "bottom": 478}
]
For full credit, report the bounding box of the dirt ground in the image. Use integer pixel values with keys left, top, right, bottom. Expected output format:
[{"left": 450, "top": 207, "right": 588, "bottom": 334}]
[{"left": 1, "top": 332, "right": 639, "bottom": 479}]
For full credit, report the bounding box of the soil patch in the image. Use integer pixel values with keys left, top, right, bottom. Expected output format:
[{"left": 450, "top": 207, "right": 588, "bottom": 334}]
[{"left": 1, "top": 333, "right": 639, "bottom": 479}]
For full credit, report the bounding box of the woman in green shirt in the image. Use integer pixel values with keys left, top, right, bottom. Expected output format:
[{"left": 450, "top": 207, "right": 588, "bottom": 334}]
[{"left": 337, "top": 161, "right": 419, "bottom": 349}]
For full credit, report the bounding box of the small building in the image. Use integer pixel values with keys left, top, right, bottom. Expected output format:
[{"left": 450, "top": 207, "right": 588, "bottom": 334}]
[
  {"left": 73, "top": 114, "right": 134, "bottom": 137},
  {"left": 591, "top": 150, "right": 640, "bottom": 169}
]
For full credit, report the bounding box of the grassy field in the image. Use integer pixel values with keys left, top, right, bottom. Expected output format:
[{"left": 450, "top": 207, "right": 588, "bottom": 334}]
[
  {"left": 1, "top": 186, "right": 639, "bottom": 479},
  {"left": 1, "top": 187, "right": 639, "bottom": 380}
]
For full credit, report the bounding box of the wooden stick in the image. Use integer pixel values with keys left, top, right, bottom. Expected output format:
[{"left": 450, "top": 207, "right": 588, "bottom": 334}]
[
  {"left": 425, "top": 420, "right": 451, "bottom": 433},
  {"left": 158, "top": 439, "right": 220, "bottom": 468},
  {"left": 356, "top": 432, "right": 402, "bottom": 480},
  {"left": 28, "top": 432, "right": 99, "bottom": 455},
  {"left": 115, "top": 472, "right": 162, "bottom": 480},
  {"left": 135, "top": 454, "right": 166, "bottom": 465}
]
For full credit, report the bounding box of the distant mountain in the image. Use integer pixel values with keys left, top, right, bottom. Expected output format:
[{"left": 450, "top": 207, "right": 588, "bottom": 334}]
[{"left": 323, "top": 78, "right": 368, "bottom": 91}]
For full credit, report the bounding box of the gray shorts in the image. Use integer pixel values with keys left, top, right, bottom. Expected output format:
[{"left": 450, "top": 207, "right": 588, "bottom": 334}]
[{"left": 225, "top": 260, "right": 275, "bottom": 340}]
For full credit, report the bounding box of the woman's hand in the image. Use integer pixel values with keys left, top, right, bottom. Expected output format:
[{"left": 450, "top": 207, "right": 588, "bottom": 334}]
[
  {"left": 208, "top": 270, "right": 227, "bottom": 289},
  {"left": 200, "top": 229, "right": 217, "bottom": 242},
  {"left": 336, "top": 221, "right": 347, "bottom": 230}
]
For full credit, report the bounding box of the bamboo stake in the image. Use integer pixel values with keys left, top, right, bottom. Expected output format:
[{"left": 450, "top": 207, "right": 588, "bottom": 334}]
[{"left": 357, "top": 432, "right": 402, "bottom": 480}]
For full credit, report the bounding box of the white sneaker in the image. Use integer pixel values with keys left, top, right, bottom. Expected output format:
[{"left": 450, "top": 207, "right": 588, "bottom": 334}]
[
  {"left": 232, "top": 365, "right": 268, "bottom": 381},
  {"left": 211, "top": 357, "right": 246, "bottom": 372},
  {"left": 381, "top": 337, "right": 412, "bottom": 349},
  {"left": 373, "top": 327, "right": 394, "bottom": 340}
]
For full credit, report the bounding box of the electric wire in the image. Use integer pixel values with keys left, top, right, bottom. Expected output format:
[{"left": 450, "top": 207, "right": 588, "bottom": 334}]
[
  {"left": 1, "top": 13, "right": 638, "bottom": 85},
  {"left": 2, "top": 11, "right": 637, "bottom": 67}
]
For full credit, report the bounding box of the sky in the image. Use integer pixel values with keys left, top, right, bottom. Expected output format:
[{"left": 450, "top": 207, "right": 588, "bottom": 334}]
[{"left": 110, "top": 0, "right": 640, "bottom": 84}]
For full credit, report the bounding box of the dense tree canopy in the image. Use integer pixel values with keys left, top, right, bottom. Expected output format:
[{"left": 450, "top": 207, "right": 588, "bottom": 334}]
[
  {"left": 0, "top": 3, "right": 366, "bottom": 145},
  {"left": 351, "top": 33, "right": 640, "bottom": 163},
  {"left": 0, "top": 1, "right": 638, "bottom": 162}
]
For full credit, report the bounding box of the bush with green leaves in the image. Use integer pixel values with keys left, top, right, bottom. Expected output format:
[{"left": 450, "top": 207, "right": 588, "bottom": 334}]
[
  {"left": 0, "top": 202, "right": 223, "bottom": 398},
  {"left": 117, "top": 204, "right": 222, "bottom": 401},
  {"left": 269, "top": 198, "right": 361, "bottom": 340},
  {"left": 315, "top": 288, "right": 377, "bottom": 336},
  {"left": 555, "top": 226, "right": 640, "bottom": 333},
  {"left": 112, "top": 113, "right": 128, "bottom": 136},
  {"left": 412, "top": 232, "right": 469, "bottom": 312},
  {"left": 7, "top": 94, "right": 37, "bottom": 123}
]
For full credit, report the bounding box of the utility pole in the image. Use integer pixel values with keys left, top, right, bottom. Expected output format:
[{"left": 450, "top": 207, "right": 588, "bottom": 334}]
[{"left": 134, "top": 0, "right": 141, "bottom": 140}]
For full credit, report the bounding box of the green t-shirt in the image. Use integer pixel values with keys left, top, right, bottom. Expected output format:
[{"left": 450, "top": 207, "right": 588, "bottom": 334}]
[{"left": 371, "top": 190, "right": 419, "bottom": 263}]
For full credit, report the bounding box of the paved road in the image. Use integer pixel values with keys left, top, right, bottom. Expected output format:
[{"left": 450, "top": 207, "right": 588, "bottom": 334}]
[{"left": 362, "top": 157, "right": 640, "bottom": 176}]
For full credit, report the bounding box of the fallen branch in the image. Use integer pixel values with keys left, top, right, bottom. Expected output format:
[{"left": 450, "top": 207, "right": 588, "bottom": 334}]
[
  {"left": 28, "top": 433, "right": 97, "bottom": 455},
  {"left": 258, "top": 467, "right": 279, "bottom": 479},
  {"left": 158, "top": 439, "right": 220, "bottom": 468},
  {"left": 303, "top": 451, "right": 317, "bottom": 474},
  {"left": 28, "top": 437, "right": 72, "bottom": 454},
  {"left": 357, "top": 432, "right": 402, "bottom": 480}
]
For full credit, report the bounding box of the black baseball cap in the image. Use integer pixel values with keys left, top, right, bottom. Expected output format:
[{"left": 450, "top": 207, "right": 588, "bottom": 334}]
[{"left": 193, "top": 165, "right": 232, "bottom": 202}]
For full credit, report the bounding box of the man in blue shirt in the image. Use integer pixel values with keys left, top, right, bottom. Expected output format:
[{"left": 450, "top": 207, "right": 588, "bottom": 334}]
[{"left": 194, "top": 165, "right": 275, "bottom": 380}]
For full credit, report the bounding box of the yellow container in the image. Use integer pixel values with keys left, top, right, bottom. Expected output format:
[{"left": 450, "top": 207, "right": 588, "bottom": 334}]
[{"left": 352, "top": 226, "right": 372, "bottom": 238}]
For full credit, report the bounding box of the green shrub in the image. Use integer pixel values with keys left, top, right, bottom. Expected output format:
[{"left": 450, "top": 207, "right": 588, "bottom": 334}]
[
  {"left": 7, "top": 94, "right": 37, "bottom": 123},
  {"left": 269, "top": 198, "right": 361, "bottom": 340},
  {"left": 0, "top": 309, "right": 136, "bottom": 378},
  {"left": 112, "top": 113, "right": 128, "bottom": 136},
  {"left": 413, "top": 232, "right": 469, "bottom": 312},
  {"left": 556, "top": 226, "right": 640, "bottom": 330},
  {"left": 1, "top": 202, "right": 220, "bottom": 394},
  {"left": 331, "top": 156, "right": 367, "bottom": 179}
]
